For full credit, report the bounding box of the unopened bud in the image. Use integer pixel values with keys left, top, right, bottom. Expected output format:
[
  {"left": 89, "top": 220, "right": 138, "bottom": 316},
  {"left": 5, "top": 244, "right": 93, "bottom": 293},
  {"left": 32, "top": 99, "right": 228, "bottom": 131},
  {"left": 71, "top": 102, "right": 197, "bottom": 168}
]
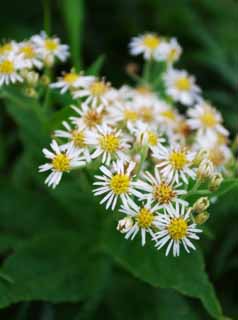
[
  {"left": 209, "top": 173, "right": 223, "bottom": 191},
  {"left": 23, "top": 71, "right": 39, "bottom": 86},
  {"left": 194, "top": 211, "right": 210, "bottom": 225},
  {"left": 23, "top": 87, "right": 38, "bottom": 98},
  {"left": 192, "top": 197, "right": 210, "bottom": 213},
  {"left": 193, "top": 149, "right": 208, "bottom": 166},
  {"left": 44, "top": 54, "right": 55, "bottom": 67},
  {"left": 117, "top": 217, "right": 133, "bottom": 233},
  {"left": 41, "top": 75, "right": 50, "bottom": 86},
  {"left": 197, "top": 159, "right": 214, "bottom": 180}
]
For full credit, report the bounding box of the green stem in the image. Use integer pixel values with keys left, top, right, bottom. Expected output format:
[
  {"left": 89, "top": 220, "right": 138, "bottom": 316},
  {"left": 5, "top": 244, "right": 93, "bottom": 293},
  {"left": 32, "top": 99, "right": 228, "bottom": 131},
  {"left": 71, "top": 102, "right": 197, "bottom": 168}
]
[
  {"left": 143, "top": 59, "right": 152, "bottom": 83},
  {"left": 42, "top": 0, "right": 51, "bottom": 34},
  {"left": 135, "top": 146, "right": 148, "bottom": 178}
]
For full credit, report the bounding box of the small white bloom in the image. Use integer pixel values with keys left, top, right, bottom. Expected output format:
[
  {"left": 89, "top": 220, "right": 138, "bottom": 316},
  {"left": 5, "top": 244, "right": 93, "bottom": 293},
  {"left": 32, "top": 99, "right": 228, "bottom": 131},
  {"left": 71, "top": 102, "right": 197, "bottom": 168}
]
[
  {"left": 70, "top": 103, "right": 106, "bottom": 129},
  {"left": 17, "top": 41, "right": 43, "bottom": 69},
  {"left": 93, "top": 160, "right": 141, "bottom": 210},
  {"left": 39, "top": 140, "right": 85, "bottom": 188},
  {"left": 164, "top": 68, "right": 201, "bottom": 106},
  {"left": 119, "top": 198, "right": 161, "bottom": 246},
  {"left": 153, "top": 203, "right": 202, "bottom": 256},
  {"left": 0, "top": 41, "right": 18, "bottom": 57},
  {"left": 153, "top": 145, "right": 196, "bottom": 184},
  {"left": 135, "top": 168, "right": 188, "bottom": 210},
  {"left": 155, "top": 38, "right": 182, "bottom": 64},
  {"left": 0, "top": 52, "right": 26, "bottom": 86},
  {"left": 129, "top": 33, "right": 162, "bottom": 60},
  {"left": 86, "top": 124, "right": 130, "bottom": 165}
]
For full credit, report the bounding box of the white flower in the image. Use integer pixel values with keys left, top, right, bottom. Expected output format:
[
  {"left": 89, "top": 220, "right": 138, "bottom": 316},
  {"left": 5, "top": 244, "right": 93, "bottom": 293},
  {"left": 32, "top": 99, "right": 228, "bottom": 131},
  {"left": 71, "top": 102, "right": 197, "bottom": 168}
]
[
  {"left": 50, "top": 72, "right": 95, "bottom": 94},
  {"left": 153, "top": 203, "right": 202, "bottom": 256},
  {"left": 70, "top": 103, "right": 105, "bottom": 129},
  {"left": 155, "top": 38, "right": 182, "bottom": 64},
  {"left": 31, "top": 31, "right": 69, "bottom": 63},
  {"left": 73, "top": 78, "right": 111, "bottom": 108},
  {"left": 119, "top": 198, "right": 161, "bottom": 246},
  {"left": 164, "top": 68, "right": 201, "bottom": 106},
  {"left": 0, "top": 53, "right": 26, "bottom": 86},
  {"left": 129, "top": 33, "right": 162, "bottom": 60},
  {"left": 106, "top": 101, "right": 139, "bottom": 128},
  {"left": 39, "top": 140, "right": 85, "bottom": 188},
  {"left": 86, "top": 124, "right": 130, "bottom": 165},
  {"left": 187, "top": 101, "right": 228, "bottom": 140},
  {"left": 93, "top": 160, "right": 141, "bottom": 210},
  {"left": 54, "top": 121, "right": 91, "bottom": 162},
  {"left": 135, "top": 168, "right": 188, "bottom": 210},
  {"left": 17, "top": 41, "right": 43, "bottom": 69},
  {"left": 153, "top": 145, "right": 196, "bottom": 184},
  {"left": 0, "top": 41, "right": 18, "bottom": 57}
]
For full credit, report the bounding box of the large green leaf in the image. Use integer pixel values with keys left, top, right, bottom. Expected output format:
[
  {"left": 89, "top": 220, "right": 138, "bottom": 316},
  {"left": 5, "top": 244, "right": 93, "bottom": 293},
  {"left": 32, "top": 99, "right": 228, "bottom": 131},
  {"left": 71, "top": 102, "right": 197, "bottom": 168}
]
[
  {"left": 102, "top": 217, "right": 223, "bottom": 319},
  {"left": 0, "top": 231, "right": 109, "bottom": 308},
  {"left": 60, "top": 0, "right": 84, "bottom": 70}
]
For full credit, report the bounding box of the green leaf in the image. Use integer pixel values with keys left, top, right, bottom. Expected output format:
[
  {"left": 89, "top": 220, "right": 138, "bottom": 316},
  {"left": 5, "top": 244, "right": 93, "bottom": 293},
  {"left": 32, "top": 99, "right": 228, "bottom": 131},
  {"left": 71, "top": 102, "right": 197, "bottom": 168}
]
[
  {"left": 60, "top": 0, "right": 84, "bottom": 70},
  {"left": 102, "top": 217, "right": 223, "bottom": 319},
  {"left": 0, "top": 231, "right": 109, "bottom": 308},
  {"left": 86, "top": 55, "right": 105, "bottom": 76}
]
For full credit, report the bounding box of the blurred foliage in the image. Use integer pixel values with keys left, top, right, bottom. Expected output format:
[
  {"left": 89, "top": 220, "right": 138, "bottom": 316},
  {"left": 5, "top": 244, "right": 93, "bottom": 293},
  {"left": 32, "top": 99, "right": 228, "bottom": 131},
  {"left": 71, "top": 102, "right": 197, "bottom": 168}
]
[{"left": 0, "top": 0, "right": 237, "bottom": 319}]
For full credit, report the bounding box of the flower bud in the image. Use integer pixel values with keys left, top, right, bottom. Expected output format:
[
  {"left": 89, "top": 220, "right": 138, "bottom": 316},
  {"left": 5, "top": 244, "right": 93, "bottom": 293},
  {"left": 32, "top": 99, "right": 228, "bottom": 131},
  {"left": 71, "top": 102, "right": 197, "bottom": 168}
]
[
  {"left": 44, "top": 54, "right": 55, "bottom": 67},
  {"left": 41, "top": 75, "right": 50, "bottom": 86},
  {"left": 23, "top": 87, "right": 38, "bottom": 98},
  {"left": 193, "top": 149, "right": 208, "bottom": 166},
  {"left": 117, "top": 217, "right": 133, "bottom": 233},
  {"left": 194, "top": 211, "right": 210, "bottom": 225},
  {"left": 209, "top": 173, "right": 223, "bottom": 191},
  {"left": 192, "top": 197, "right": 210, "bottom": 213},
  {"left": 197, "top": 159, "right": 214, "bottom": 181},
  {"left": 24, "top": 71, "right": 39, "bottom": 86}
]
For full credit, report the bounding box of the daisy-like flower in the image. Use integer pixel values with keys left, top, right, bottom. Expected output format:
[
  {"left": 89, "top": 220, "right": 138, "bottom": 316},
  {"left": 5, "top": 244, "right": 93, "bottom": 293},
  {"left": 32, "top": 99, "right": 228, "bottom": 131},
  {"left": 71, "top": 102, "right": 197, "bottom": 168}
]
[
  {"left": 164, "top": 68, "right": 201, "bottom": 106},
  {"left": 0, "top": 52, "right": 26, "bottom": 86},
  {"left": 39, "top": 140, "right": 85, "bottom": 188},
  {"left": 73, "top": 77, "right": 111, "bottom": 108},
  {"left": 32, "top": 31, "right": 69, "bottom": 63},
  {"left": 0, "top": 41, "right": 18, "bottom": 57},
  {"left": 86, "top": 124, "right": 130, "bottom": 165},
  {"left": 129, "top": 33, "right": 162, "bottom": 60},
  {"left": 18, "top": 41, "right": 43, "bottom": 69},
  {"left": 135, "top": 168, "right": 188, "bottom": 210},
  {"left": 153, "top": 145, "right": 196, "bottom": 184},
  {"left": 70, "top": 103, "right": 105, "bottom": 130},
  {"left": 187, "top": 101, "right": 228, "bottom": 140},
  {"left": 107, "top": 101, "right": 139, "bottom": 128},
  {"left": 153, "top": 203, "right": 202, "bottom": 256},
  {"left": 54, "top": 121, "right": 91, "bottom": 162},
  {"left": 50, "top": 71, "right": 95, "bottom": 94},
  {"left": 119, "top": 198, "right": 161, "bottom": 246},
  {"left": 93, "top": 160, "right": 141, "bottom": 210},
  {"left": 155, "top": 38, "right": 182, "bottom": 64}
]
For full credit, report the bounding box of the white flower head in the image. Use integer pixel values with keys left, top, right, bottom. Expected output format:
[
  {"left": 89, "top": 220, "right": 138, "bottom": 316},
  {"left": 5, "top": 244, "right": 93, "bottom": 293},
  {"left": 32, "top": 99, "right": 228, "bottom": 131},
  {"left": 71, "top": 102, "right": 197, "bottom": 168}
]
[
  {"left": 135, "top": 168, "right": 188, "bottom": 210},
  {"left": 0, "top": 41, "right": 18, "bottom": 57},
  {"left": 154, "top": 145, "right": 196, "bottom": 184},
  {"left": 153, "top": 203, "right": 202, "bottom": 256},
  {"left": 31, "top": 31, "right": 69, "bottom": 63},
  {"left": 86, "top": 124, "right": 130, "bottom": 165},
  {"left": 129, "top": 33, "right": 162, "bottom": 60},
  {"left": 155, "top": 38, "right": 182, "bottom": 64},
  {"left": 0, "top": 52, "right": 26, "bottom": 86},
  {"left": 39, "top": 140, "right": 85, "bottom": 188},
  {"left": 119, "top": 198, "right": 161, "bottom": 246},
  {"left": 51, "top": 71, "right": 95, "bottom": 94},
  {"left": 164, "top": 68, "right": 201, "bottom": 106},
  {"left": 17, "top": 41, "right": 43, "bottom": 69},
  {"left": 93, "top": 159, "right": 141, "bottom": 210}
]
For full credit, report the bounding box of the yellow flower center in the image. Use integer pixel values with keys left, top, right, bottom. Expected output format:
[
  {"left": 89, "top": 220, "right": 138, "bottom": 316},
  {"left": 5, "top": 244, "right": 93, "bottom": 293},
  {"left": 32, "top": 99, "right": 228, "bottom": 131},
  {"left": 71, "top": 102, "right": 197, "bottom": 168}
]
[
  {"left": 154, "top": 182, "right": 175, "bottom": 204},
  {"left": 136, "top": 207, "right": 154, "bottom": 228},
  {"left": 110, "top": 174, "right": 130, "bottom": 195},
  {"left": 52, "top": 153, "right": 70, "bottom": 172},
  {"left": 0, "top": 43, "right": 12, "bottom": 54},
  {"left": 175, "top": 77, "right": 191, "bottom": 91},
  {"left": 139, "top": 106, "right": 153, "bottom": 123},
  {"left": 100, "top": 134, "right": 120, "bottom": 153},
  {"left": 143, "top": 35, "right": 160, "bottom": 50},
  {"left": 0, "top": 60, "right": 14, "bottom": 74},
  {"left": 20, "top": 45, "right": 35, "bottom": 59},
  {"left": 71, "top": 130, "right": 85, "bottom": 148},
  {"left": 147, "top": 131, "right": 158, "bottom": 146},
  {"left": 160, "top": 110, "right": 176, "bottom": 120},
  {"left": 44, "top": 39, "right": 58, "bottom": 51},
  {"left": 90, "top": 81, "right": 108, "bottom": 97},
  {"left": 167, "top": 217, "right": 188, "bottom": 240},
  {"left": 200, "top": 112, "right": 217, "bottom": 128},
  {"left": 169, "top": 150, "right": 187, "bottom": 170},
  {"left": 63, "top": 72, "right": 78, "bottom": 84},
  {"left": 84, "top": 110, "right": 102, "bottom": 128},
  {"left": 136, "top": 85, "right": 151, "bottom": 95},
  {"left": 124, "top": 109, "right": 138, "bottom": 122}
]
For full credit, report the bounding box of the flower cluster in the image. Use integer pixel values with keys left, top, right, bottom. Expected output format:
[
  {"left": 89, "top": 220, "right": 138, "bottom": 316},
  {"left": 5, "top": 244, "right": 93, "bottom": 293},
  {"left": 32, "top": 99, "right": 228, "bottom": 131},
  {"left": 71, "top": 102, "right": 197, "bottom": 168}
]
[{"left": 3, "top": 31, "right": 234, "bottom": 256}]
